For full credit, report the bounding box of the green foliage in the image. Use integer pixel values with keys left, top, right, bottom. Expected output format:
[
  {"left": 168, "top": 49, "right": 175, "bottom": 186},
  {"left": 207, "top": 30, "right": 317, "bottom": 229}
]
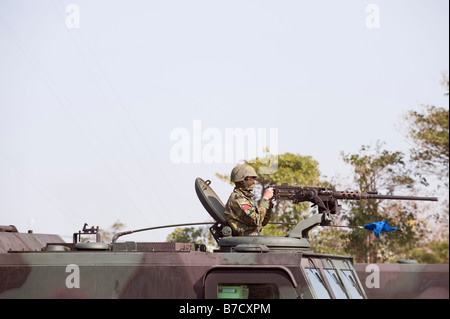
[
  {"left": 166, "top": 227, "right": 203, "bottom": 243},
  {"left": 341, "top": 141, "right": 415, "bottom": 193},
  {"left": 215, "top": 152, "right": 323, "bottom": 187},
  {"left": 166, "top": 226, "right": 215, "bottom": 249},
  {"left": 244, "top": 152, "right": 322, "bottom": 187},
  {"left": 398, "top": 73, "right": 449, "bottom": 258},
  {"left": 402, "top": 73, "right": 449, "bottom": 187},
  {"left": 407, "top": 235, "right": 449, "bottom": 264},
  {"left": 247, "top": 153, "right": 323, "bottom": 234},
  {"left": 310, "top": 220, "right": 349, "bottom": 256},
  {"left": 261, "top": 223, "right": 287, "bottom": 236},
  {"left": 341, "top": 142, "right": 420, "bottom": 263}
]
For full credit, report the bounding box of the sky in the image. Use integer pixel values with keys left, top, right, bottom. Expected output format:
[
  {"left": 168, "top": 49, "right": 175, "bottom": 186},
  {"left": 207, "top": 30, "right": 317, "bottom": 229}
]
[{"left": 0, "top": 0, "right": 448, "bottom": 242}]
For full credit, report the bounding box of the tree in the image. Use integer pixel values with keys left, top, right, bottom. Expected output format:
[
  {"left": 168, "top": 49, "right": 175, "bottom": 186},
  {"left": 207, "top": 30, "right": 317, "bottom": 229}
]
[
  {"left": 408, "top": 234, "right": 449, "bottom": 263},
  {"left": 166, "top": 226, "right": 203, "bottom": 243},
  {"left": 166, "top": 226, "right": 215, "bottom": 250},
  {"left": 401, "top": 73, "right": 449, "bottom": 188},
  {"left": 397, "top": 73, "right": 449, "bottom": 257},
  {"left": 340, "top": 141, "right": 421, "bottom": 263}
]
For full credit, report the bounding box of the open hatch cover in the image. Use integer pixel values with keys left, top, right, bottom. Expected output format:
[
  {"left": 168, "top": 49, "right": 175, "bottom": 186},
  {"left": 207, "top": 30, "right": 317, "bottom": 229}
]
[{"left": 195, "top": 178, "right": 227, "bottom": 226}]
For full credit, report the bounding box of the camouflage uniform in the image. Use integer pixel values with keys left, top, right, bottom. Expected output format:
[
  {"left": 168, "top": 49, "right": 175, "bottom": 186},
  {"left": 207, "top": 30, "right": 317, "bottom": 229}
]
[{"left": 224, "top": 186, "right": 272, "bottom": 236}]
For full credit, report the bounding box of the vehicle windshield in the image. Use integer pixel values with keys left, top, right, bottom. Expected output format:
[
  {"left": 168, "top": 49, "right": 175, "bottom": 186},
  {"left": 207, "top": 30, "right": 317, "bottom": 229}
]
[{"left": 305, "top": 268, "right": 331, "bottom": 299}]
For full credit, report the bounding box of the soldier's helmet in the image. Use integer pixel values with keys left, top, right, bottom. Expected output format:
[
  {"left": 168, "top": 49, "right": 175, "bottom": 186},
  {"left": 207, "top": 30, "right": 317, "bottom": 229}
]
[{"left": 230, "top": 164, "right": 258, "bottom": 183}]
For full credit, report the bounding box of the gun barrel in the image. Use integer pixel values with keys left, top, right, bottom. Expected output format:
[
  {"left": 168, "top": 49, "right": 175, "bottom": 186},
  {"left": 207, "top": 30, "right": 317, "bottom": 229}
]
[
  {"left": 370, "top": 194, "right": 438, "bottom": 201},
  {"left": 334, "top": 191, "right": 438, "bottom": 202},
  {"left": 270, "top": 185, "right": 438, "bottom": 202}
]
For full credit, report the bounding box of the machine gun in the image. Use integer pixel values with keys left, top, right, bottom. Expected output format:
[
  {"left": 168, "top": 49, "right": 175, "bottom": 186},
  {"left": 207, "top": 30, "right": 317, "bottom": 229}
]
[
  {"left": 269, "top": 183, "right": 438, "bottom": 239},
  {"left": 270, "top": 183, "right": 438, "bottom": 214}
]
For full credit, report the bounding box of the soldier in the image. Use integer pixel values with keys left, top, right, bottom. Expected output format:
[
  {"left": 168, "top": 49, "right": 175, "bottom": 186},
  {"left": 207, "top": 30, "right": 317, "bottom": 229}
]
[{"left": 224, "top": 164, "right": 274, "bottom": 236}]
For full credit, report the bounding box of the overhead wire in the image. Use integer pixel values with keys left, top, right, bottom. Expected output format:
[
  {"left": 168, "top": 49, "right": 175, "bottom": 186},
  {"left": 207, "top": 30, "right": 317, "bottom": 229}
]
[
  {"left": 51, "top": 0, "right": 172, "bottom": 224},
  {"left": 0, "top": 11, "right": 152, "bottom": 226},
  {"left": 51, "top": 0, "right": 188, "bottom": 224}
]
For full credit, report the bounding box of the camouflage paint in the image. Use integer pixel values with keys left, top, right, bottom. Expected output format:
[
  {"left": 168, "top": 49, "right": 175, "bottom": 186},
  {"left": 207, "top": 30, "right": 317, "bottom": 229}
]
[
  {"left": 1, "top": 179, "right": 446, "bottom": 299},
  {"left": 354, "top": 263, "right": 449, "bottom": 299},
  {"left": 0, "top": 234, "right": 365, "bottom": 299}
]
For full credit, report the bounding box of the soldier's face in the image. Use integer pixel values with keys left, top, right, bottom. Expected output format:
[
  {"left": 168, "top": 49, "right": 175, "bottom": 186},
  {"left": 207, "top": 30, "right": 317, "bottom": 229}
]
[{"left": 244, "top": 176, "right": 255, "bottom": 188}]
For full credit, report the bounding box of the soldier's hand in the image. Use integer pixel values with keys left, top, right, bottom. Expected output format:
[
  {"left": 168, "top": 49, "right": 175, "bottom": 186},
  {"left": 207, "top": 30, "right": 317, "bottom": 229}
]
[{"left": 262, "top": 187, "right": 274, "bottom": 200}]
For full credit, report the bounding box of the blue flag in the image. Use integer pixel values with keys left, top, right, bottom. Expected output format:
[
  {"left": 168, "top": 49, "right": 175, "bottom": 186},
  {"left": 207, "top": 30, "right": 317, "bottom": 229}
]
[{"left": 364, "top": 220, "right": 397, "bottom": 240}]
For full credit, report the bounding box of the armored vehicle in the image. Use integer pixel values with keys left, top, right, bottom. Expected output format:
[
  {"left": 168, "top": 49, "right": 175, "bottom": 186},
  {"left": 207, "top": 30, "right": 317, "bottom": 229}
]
[{"left": 0, "top": 178, "right": 448, "bottom": 299}]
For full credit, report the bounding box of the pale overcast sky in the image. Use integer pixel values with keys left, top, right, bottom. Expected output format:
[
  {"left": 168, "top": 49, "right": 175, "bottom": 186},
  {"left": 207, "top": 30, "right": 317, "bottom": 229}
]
[{"left": 0, "top": 0, "right": 448, "bottom": 241}]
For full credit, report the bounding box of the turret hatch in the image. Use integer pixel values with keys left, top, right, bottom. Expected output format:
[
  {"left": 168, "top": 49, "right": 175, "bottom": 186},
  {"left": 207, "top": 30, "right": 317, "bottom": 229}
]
[{"left": 195, "top": 178, "right": 227, "bottom": 226}]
